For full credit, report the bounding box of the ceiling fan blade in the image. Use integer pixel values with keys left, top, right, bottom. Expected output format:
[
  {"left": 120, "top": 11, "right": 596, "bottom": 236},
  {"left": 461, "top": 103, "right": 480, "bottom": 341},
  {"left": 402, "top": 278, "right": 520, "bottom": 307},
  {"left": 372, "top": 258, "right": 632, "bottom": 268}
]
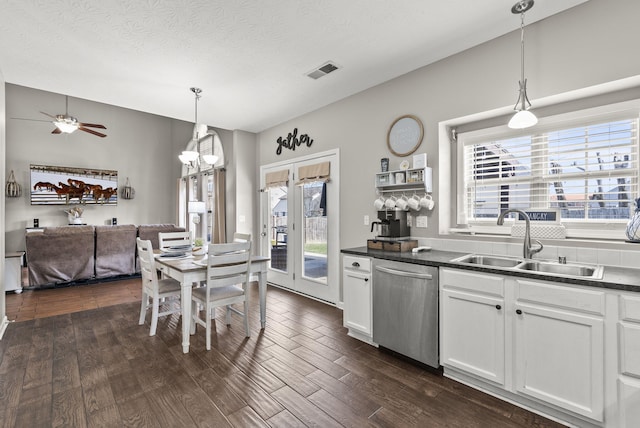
[
  {"left": 51, "top": 128, "right": 62, "bottom": 134},
  {"left": 10, "top": 117, "right": 51, "bottom": 123},
  {"left": 78, "top": 122, "right": 106, "bottom": 129},
  {"left": 79, "top": 126, "right": 107, "bottom": 138},
  {"left": 40, "top": 111, "right": 57, "bottom": 119}
]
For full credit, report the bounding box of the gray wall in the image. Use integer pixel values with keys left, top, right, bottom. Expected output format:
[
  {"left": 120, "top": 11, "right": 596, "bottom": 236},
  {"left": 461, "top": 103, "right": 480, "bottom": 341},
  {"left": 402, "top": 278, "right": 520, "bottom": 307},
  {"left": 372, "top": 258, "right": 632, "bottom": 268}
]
[
  {"left": 257, "top": 0, "right": 640, "bottom": 249},
  {"left": 1, "top": 69, "right": 6, "bottom": 327},
  {"left": 4, "top": 84, "right": 193, "bottom": 251}
]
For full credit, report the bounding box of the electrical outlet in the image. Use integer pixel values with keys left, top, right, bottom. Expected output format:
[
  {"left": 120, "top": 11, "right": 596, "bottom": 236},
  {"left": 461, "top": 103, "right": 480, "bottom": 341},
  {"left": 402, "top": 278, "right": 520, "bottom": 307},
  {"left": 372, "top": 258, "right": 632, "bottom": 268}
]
[
  {"left": 364, "top": 215, "right": 370, "bottom": 225},
  {"left": 416, "top": 216, "right": 428, "bottom": 228}
]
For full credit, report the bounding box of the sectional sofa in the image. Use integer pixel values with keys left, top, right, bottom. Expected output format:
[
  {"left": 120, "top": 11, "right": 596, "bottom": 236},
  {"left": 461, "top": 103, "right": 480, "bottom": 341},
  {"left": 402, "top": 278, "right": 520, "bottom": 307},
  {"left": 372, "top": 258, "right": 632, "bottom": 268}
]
[{"left": 25, "top": 223, "right": 185, "bottom": 288}]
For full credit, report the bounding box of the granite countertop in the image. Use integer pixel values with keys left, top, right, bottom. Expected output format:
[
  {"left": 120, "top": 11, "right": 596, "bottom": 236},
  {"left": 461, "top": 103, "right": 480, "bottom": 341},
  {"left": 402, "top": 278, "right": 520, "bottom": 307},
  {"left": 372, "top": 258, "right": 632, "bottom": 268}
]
[{"left": 341, "top": 246, "right": 640, "bottom": 293}]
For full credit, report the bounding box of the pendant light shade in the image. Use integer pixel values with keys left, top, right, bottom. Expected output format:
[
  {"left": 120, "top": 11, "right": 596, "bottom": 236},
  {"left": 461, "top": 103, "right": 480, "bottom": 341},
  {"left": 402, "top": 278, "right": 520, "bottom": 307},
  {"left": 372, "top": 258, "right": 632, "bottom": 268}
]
[{"left": 508, "top": 0, "right": 537, "bottom": 129}]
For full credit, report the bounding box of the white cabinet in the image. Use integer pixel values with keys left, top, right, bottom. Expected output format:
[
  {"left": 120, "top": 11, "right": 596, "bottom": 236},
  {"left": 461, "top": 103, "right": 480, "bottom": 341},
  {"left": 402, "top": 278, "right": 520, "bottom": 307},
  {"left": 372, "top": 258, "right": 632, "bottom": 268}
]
[
  {"left": 4, "top": 251, "right": 24, "bottom": 294},
  {"left": 617, "top": 294, "right": 640, "bottom": 428},
  {"left": 440, "top": 269, "right": 506, "bottom": 386},
  {"left": 342, "top": 255, "right": 374, "bottom": 344},
  {"left": 513, "top": 279, "right": 605, "bottom": 422},
  {"left": 440, "top": 268, "right": 606, "bottom": 426}
]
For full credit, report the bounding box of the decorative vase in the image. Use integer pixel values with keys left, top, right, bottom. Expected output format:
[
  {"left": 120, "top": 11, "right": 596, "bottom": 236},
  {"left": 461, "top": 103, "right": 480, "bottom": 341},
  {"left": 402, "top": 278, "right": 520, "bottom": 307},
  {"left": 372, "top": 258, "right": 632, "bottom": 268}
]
[{"left": 626, "top": 198, "right": 640, "bottom": 241}]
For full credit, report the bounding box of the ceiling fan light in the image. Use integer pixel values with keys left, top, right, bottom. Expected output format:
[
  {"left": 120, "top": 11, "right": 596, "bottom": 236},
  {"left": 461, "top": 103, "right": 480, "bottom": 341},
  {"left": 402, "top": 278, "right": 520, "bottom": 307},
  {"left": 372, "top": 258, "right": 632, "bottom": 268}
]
[
  {"left": 54, "top": 121, "right": 78, "bottom": 133},
  {"left": 202, "top": 154, "right": 219, "bottom": 165},
  {"left": 508, "top": 109, "right": 538, "bottom": 129}
]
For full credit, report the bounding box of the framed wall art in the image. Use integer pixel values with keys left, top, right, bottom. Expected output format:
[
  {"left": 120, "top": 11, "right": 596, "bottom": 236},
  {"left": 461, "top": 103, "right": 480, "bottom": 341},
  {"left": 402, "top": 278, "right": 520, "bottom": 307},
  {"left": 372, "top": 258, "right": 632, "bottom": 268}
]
[{"left": 30, "top": 164, "right": 118, "bottom": 205}]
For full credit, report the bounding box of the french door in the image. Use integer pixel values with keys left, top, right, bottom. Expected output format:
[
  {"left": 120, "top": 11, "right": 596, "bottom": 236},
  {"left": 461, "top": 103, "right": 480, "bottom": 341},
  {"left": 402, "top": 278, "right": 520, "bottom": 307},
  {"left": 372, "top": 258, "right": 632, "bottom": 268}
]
[{"left": 260, "top": 151, "right": 339, "bottom": 304}]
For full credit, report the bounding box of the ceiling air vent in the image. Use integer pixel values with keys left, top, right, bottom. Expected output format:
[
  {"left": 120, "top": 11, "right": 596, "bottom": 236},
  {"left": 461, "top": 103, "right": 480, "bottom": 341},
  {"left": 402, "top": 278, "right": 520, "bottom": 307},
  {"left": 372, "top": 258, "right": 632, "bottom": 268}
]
[{"left": 306, "top": 61, "right": 340, "bottom": 80}]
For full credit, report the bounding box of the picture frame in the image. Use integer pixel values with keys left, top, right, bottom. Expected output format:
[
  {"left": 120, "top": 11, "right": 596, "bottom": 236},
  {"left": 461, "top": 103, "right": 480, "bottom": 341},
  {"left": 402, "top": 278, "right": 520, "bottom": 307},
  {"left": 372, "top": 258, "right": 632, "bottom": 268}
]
[{"left": 30, "top": 164, "right": 118, "bottom": 205}]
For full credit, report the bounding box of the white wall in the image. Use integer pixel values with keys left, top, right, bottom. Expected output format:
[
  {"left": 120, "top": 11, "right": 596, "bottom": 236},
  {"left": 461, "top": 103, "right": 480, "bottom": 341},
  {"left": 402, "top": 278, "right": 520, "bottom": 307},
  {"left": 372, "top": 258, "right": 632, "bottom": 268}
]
[
  {"left": 1, "top": 68, "right": 7, "bottom": 334},
  {"left": 4, "top": 84, "right": 193, "bottom": 251},
  {"left": 257, "top": 0, "right": 640, "bottom": 249}
]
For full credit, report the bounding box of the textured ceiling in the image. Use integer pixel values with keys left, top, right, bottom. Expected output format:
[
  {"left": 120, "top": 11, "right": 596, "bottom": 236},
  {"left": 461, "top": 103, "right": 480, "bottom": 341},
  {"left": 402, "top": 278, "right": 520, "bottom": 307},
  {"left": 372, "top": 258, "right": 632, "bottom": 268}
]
[{"left": 0, "top": 0, "right": 587, "bottom": 133}]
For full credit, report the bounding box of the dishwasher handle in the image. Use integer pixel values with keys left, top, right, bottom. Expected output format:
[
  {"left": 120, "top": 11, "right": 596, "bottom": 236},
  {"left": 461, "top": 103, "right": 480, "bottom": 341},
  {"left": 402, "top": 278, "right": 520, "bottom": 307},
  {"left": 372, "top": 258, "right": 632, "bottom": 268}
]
[{"left": 374, "top": 265, "right": 433, "bottom": 280}]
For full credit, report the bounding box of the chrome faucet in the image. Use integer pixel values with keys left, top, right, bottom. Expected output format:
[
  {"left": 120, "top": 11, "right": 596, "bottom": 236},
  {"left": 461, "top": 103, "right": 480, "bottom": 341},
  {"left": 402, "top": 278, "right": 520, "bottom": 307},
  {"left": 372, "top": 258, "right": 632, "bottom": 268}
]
[{"left": 497, "top": 209, "right": 543, "bottom": 259}]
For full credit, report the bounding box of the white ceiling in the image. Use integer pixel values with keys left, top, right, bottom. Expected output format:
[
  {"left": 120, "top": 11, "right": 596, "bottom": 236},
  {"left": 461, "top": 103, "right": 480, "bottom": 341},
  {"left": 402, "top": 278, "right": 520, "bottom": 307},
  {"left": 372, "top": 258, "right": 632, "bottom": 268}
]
[{"left": 0, "top": 0, "right": 587, "bottom": 133}]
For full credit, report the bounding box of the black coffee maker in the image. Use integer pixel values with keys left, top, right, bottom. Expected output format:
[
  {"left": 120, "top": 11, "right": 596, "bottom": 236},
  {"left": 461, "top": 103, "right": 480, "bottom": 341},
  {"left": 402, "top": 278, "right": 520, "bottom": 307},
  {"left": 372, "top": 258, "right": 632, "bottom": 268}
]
[{"left": 370, "top": 209, "right": 410, "bottom": 238}]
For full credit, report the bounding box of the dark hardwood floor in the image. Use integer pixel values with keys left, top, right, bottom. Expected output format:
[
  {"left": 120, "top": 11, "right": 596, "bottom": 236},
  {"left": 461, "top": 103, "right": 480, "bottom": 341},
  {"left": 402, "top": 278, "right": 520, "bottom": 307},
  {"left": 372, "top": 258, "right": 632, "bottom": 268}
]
[{"left": 1, "top": 279, "right": 566, "bottom": 427}]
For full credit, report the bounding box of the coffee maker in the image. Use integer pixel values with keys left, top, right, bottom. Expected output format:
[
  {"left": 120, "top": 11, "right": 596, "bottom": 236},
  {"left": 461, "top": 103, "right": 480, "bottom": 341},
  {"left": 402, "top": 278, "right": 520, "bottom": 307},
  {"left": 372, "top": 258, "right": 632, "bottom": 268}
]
[{"left": 370, "top": 209, "right": 410, "bottom": 239}]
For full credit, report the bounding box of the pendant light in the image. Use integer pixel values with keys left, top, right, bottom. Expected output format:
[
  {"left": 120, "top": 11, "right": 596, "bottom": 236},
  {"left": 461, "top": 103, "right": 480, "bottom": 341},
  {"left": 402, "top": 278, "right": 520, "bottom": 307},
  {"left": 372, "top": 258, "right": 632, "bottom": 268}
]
[
  {"left": 179, "top": 87, "right": 219, "bottom": 169},
  {"left": 508, "top": 0, "right": 538, "bottom": 129}
]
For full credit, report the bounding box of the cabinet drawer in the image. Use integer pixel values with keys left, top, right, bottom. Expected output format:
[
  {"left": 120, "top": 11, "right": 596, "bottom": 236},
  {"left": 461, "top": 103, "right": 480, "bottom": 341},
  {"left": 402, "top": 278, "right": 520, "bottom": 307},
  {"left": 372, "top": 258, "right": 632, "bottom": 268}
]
[
  {"left": 515, "top": 279, "right": 605, "bottom": 316},
  {"left": 343, "top": 255, "right": 371, "bottom": 273},
  {"left": 440, "top": 268, "right": 505, "bottom": 297},
  {"left": 157, "top": 264, "right": 170, "bottom": 275},
  {"left": 620, "top": 294, "right": 640, "bottom": 323}
]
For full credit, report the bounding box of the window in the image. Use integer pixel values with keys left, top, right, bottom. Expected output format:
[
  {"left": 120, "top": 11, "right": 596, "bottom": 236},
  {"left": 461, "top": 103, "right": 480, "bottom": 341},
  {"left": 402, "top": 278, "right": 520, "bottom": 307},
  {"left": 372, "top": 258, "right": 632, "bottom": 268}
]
[{"left": 457, "top": 107, "right": 639, "bottom": 237}]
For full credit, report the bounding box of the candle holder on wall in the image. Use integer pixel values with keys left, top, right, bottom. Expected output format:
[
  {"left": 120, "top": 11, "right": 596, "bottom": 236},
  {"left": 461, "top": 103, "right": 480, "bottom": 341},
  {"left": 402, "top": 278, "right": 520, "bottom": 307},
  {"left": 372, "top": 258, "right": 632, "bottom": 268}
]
[
  {"left": 121, "top": 177, "right": 135, "bottom": 199},
  {"left": 5, "top": 170, "right": 22, "bottom": 197}
]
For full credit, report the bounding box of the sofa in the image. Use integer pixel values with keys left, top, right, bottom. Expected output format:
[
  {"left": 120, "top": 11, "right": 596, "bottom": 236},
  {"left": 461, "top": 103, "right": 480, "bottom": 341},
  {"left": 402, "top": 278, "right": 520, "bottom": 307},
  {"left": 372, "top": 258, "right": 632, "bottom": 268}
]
[{"left": 26, "top": 223, "right": 185, "bottom": 288}]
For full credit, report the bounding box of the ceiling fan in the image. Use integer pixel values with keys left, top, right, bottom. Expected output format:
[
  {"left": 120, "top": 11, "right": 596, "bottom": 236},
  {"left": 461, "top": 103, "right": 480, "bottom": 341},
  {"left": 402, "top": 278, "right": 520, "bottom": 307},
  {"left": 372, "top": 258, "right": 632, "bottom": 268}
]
[
  {"left": 39, "top": 96, "right": 107, "bottom": 138},
  {"left": 11, "top": 95, "right": 107, "bottom": 138}
]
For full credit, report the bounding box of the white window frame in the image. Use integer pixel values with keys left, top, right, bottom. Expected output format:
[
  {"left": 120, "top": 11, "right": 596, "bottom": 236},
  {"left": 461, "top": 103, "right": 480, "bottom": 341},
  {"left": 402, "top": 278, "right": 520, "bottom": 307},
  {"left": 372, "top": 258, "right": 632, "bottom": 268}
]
[{"left": 453, "top": 100, "right": 640, "bottom": 240}]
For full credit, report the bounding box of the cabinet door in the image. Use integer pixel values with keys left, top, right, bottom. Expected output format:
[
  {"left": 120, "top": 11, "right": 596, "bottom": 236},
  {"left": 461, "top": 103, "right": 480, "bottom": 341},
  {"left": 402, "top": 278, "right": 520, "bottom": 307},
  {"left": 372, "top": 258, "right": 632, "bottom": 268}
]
[
  {"left": 514, "top": 304, "right": 604, "bottom": 421},
  {"left": 343, "top": 270, "right": 372, "bottom": 336},
  {"left": 441, "top": 289, "right": 505, "bottom": 386}
]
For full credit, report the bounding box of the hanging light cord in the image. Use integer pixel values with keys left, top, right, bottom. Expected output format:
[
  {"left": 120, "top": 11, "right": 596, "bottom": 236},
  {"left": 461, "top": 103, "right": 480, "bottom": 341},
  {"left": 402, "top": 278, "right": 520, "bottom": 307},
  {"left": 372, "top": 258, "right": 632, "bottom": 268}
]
[{"left": 514, "top": 10, "right": 532, "bottom": 111}]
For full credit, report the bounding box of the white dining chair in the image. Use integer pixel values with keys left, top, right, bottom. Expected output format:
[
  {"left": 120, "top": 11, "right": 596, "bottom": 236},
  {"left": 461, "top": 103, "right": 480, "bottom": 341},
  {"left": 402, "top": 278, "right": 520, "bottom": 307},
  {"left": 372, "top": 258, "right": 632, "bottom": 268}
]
[
  {"left": 190, "top": 237, "right": 252, "bottom": 350},
  {"left": 137, "top": 237, "right": 182, "bottom": 336},
  {"left": 158, "top": 231, "right": 193, "bottom": 250}
]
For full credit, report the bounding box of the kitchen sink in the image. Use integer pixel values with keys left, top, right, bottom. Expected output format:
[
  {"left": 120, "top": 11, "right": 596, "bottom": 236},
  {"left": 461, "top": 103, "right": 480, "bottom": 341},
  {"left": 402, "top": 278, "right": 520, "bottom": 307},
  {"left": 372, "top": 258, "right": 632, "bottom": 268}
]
[
  {"left": 451, "top": 254, "right": 524, "bottom": 268},
  {"left": 516, "top": 261, "right": 604, "bottom": 279},
  {"left": 451, "top": 254, "right": 605, "bottom": 280}
]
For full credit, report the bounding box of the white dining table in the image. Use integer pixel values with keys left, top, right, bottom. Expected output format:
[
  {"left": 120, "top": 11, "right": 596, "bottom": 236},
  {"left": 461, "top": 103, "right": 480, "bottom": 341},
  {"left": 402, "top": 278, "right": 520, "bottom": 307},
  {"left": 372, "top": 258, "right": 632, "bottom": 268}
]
[{"left": 155, "top": 253, "right": 270, "bottom": 353}]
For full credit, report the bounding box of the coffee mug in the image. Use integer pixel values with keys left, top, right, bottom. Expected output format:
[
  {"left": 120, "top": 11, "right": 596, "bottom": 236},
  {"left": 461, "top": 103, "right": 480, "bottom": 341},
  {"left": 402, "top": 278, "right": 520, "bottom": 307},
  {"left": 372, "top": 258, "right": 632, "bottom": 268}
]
[
  {"left": 396, "top": 196, "right": 409, "bottom": 210},
  {"left": 374, "top": 196, "right": 385, "bottom": 210},
  {"left": 420, "top": 194, "right": 435, "bottom": 210},
  {"left": 407, "top": 195, "right": 421, "bottom": 211},
  {"left": 384, "top": 195, "right": 397, "bottom": 209}
]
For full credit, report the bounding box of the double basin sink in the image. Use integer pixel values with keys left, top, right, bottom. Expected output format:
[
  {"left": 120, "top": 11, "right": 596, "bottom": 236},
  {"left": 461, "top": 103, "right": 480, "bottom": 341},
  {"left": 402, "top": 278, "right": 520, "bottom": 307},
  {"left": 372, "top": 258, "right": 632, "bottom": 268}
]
[{"left": 451, "top": 254, "right": 604, "bottom": 280}]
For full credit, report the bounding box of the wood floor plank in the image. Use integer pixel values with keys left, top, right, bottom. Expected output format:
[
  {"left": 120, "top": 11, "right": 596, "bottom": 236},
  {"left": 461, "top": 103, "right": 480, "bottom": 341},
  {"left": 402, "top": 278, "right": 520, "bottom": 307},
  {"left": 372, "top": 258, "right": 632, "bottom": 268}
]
[
  {"left": 266, "top": 409, "right": 307, "bottom": 428},
  {"left": 261, "top": 357, "right": 321, "bottom": 397},
  {"left": 271, "top": 385, "right": 343, "bottom": 428},
  {"left": 117, "top": 393, "right": 162, "bottom": 428},
  {"left": 227, "top": 405, "right": 270, "bottom": 428},
  {"left": 224, "top": 370, "right": 284, "bottom": 420},
  {"left": 52, "top": 386, "right": 88, "bottom": 428}
]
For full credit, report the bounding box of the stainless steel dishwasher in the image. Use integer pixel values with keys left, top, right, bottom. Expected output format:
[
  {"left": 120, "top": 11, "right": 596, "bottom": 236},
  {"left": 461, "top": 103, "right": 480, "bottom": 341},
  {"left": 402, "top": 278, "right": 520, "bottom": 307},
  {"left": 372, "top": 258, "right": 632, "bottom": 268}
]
[{"left": 372, "top": 259, "right": 439, "bottom": 368}]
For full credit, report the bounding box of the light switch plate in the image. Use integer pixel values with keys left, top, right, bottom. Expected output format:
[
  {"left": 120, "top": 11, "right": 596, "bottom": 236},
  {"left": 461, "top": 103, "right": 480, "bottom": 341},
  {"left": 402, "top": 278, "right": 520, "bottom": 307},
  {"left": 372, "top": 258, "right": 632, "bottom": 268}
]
[
  {"left": 416, "top": 216, "right": 428, "bottom": 228},
  {"left": 364, "top": 215, "right": 369, "bottom": 225}
]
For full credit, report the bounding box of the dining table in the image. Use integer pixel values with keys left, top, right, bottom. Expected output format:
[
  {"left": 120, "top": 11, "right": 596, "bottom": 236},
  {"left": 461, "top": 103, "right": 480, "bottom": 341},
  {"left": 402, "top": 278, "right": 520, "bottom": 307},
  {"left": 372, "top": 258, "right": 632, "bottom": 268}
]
[{"left": 154, "top": 252, "right": 270, "bottom": 353}]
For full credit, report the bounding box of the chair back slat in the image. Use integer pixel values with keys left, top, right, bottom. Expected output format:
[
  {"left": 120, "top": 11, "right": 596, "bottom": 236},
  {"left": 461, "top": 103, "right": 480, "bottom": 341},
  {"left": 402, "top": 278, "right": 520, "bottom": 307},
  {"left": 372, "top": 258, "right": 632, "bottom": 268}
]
[{"left": 158, "top": 231, "right": 193, "bottom": 249}]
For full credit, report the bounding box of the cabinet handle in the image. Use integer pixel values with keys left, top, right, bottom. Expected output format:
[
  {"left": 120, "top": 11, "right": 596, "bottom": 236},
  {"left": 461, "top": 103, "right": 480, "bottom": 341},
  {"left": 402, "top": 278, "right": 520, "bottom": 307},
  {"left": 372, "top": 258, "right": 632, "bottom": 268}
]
[
  {"left": 352, "top": 262, "right": 360, "bottom": 267},
  {"left": 495, "top": 305, "right": 501, "bottom": 310},
  {"left": 364, "top": 278, "right": 369, "bottom": 282},
  {"left": 516, "top": 309, "right": 522, "bottom": 315}
]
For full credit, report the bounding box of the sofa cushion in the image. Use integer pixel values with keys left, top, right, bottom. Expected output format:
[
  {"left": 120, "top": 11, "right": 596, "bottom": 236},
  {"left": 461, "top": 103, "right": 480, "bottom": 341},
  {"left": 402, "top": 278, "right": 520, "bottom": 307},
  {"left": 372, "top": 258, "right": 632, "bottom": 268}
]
[
  {"left": 95, "top": 224, "right": 137, "bottom": 278},
  {"left": 26, "top": 225, "right": 96, "bottom": 287}
]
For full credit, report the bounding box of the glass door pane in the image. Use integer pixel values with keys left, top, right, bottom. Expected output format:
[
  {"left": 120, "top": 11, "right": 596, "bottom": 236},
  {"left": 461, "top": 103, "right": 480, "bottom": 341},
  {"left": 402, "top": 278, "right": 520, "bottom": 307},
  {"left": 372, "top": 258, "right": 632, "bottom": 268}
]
[
  {"left": 268, "top": 185, "right": 288, "bottom": 273},
  {"left": 301, "top": 181, "right": 327, "bottom": 283}
]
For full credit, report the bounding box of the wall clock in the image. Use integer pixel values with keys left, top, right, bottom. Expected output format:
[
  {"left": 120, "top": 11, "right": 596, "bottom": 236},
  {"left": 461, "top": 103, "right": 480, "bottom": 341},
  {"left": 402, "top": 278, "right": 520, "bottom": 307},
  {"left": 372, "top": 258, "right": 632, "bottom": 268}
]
[{"left": 387, "top": 115, "right": 424, "bottom": 157}]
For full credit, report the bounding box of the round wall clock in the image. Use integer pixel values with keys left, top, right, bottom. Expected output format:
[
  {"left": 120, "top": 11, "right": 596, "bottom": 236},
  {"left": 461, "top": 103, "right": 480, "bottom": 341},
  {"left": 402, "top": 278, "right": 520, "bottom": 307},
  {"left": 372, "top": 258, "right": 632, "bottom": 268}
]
[{"left": 387, "top": 115, "right": 424, "bottom": 157}]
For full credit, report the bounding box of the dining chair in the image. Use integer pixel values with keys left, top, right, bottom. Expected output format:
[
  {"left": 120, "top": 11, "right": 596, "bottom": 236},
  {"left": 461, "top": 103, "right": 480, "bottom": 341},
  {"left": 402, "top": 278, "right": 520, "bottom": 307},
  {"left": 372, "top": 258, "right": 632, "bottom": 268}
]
[
  {"left": 191, "top": 237, "right": 252, "bottom": 350},
  {"left": 158, "top": 231, "right": 193, "bottom": 250},
  {"left": 136, "top": 237, "right": 182, "bottom": 336}
]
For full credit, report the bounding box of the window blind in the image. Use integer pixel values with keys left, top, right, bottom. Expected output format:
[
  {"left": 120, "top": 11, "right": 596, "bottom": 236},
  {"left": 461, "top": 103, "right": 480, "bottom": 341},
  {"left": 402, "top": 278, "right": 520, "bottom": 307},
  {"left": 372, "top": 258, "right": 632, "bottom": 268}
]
[{"left": 463, "top": 118, "right": 639, "bottom": 222}]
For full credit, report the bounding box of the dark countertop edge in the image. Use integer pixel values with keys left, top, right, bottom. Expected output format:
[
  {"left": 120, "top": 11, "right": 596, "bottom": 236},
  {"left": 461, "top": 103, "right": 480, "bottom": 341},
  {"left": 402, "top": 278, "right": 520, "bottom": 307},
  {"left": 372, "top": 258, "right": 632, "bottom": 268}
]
[{"left": 341, "top": 247, "right": 640, "bottom": 293}]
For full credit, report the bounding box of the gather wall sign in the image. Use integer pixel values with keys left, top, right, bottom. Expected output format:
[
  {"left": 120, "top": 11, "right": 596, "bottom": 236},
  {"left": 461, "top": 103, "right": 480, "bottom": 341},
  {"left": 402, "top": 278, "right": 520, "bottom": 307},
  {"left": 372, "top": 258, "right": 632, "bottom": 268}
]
[{"left": 276, "top": 128, "right": 313, "bottom": 155}]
